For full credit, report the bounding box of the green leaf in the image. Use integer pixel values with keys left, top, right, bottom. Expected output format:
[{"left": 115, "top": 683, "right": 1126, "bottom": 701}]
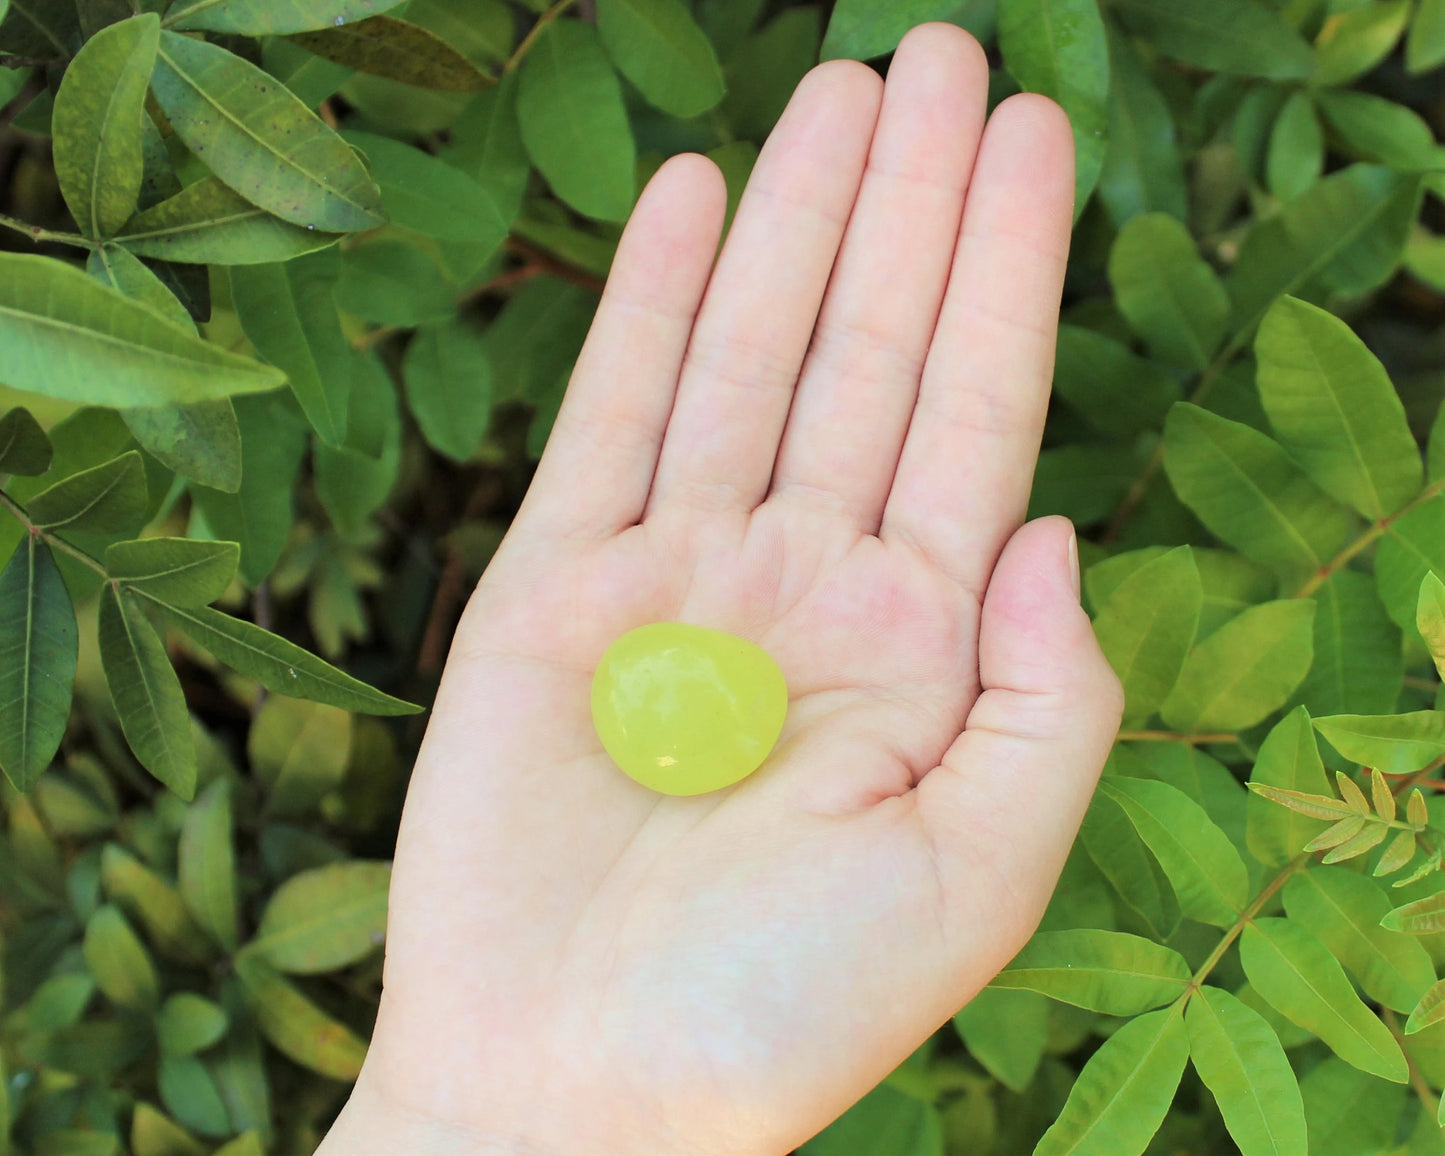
[
  {"left": 1162, "top": 404, "right": 1356, "bottom": 587},
  {"left": 0, "top": 253, "right": 285, "bottom": 408},
  {"left": 953, "top": 987, "right": 1048, "bottom": 1092},
  {"left": 1378, "top": 495, "right": 1445, "bottom": 630},
  {"left": 158, "top": 1053, "right": 230, "bottom": 1138},
  {"left": 401, "top": 319, "right": 493, "bottom": 463},
  {"left": 229, "top": 254, "right": 351, "bottom": 446},
  {"left": 1408, "top": 0, "right": 1445, "bottom": 73},
  {"left": 233, "top": 954, "right": 366, "bottom": 1079},
  {"left": 1035, "top": 1006, "right": 1190, "bottom": 1156},
  {"left": 1382, "top": 892, "right": 1445, "bottom": 935},
  {"left": 156, "top": 992, "right": 228, "bottom": 1057},
  {"left": 290, "top": 14, "right": 492, "bottom": 91},
  {"left": 83, "top": 904, "right": 158, "bottom": 1012},
  {"left": 800, "top": 1082, "right": 944, "bottom": 1156},
  {"left": 0, "top": 406, "right": 52, "bottom": 476},
  {"left": 1097, "top": 28, "right": 1187, "bottom": 227},
  {"left": 517, "top": 19, "right": 635, "bottom": 223},
  {"left": 1080, "top": 788, "right": 1173, "bottom": 938},
  {"left": 997, "top": 0, "right": 1109, "bottom": 213},
  {"left": 100, "top": 842, "right": 212, "bottom": 964},
  {"left": 990, "top": 929, "right": 1190, "bottom": 1014},
  {"left": 1240, "top": 917, "right": 1407, "bottom": 1083},
  {"left": 720, "top": 7, "right": 821, "bottom": 141},
  {"left": 28, "top": 451, "right": 146, "bottom": 534},
  {"left": 1052, "top": 325, "right": 1181, "bottom": 441},
  {"left": 122, "top": 399, "right": 242, "bottom": 494},
  {"left": 1093, "top": 545, "right": 1202, "bottom": 724},
  {"left": 1405, "top": 978, "right": 1445, "bottom": 1034},
  {"left": 1267, "top": 92, "right": 1325, "bottom": 203},
  {"left": 248, "top": 860, "right": 389, "bottom": 973},
  {"left": 1418, "top": 572, "right": 1445, "bottom": 681},
  {"left": 1316, "top": 91, "right": 1438, "bottom": 171},
  {"left": 1108, "top": 213, "right": 1229, "bottom": 372},
  {"left": 1255, "top": 296, "right": 1421, "bottom": 520},
  {"left": 1160, "top": 599, "right": 1315, "bottom": 733},
  {"left": 1247, "top": 707, "right": 1333, "bottom": 867},
  {"left": 164, "top": 0, "right": 406, "bottom": 34},
  {"left": 106, "top": 538, "right": 237, "bottom": 607},
  {"left": 97, "top": 585, "right": 196, "bottom": 798},
  {"left": 51, "top": 14, "right": 158, "bottom": 239},
  {"left": 313, "top": 349, "right": 401, "bottom": 535},
  {"left": 446, "top": 70, "right": 528, "bottom": 233},
  {"left": 148, "top": 600, "right": 421, "bottom": 714},
  {"left": 150, "top": 30, "right": 385, "bottom": 232},
  {"left": 131, "top": 1102, "right": 207, "bottom": 1156},
  {"left": 88, "top": 243, "right": 192, "bottom": 335},
  {"left": 1283, "top": 868, "right": 1435, "bottom": 1014},
  {"left": 212, "top": 1136, "right": 263, "bottom": 1156},
  {"left": 1312, "top": 712, "right": 1445, "bottom": 776},
  {"left": 1293, "top": 571, "right": 1402, "bottom": 718},
  {"left": 1111, "top": 0, "right": 1314, "bottom": 78},
  {"left": 1301, "top": 1058, "right": 1405, "bottom": 1156},
  {"left": 335, "top": 239, "right": 455, "bottom": 328},
  {"left": 179, "top": 779, "right": 238, "bottom": 952},
  {"left": 1185, "top": 986, "right": 1308, "bottom": 1156},
  {"left": 248, "top": 695, "right": 351, "bottom": 816},
  {"left": 596, "top": 0, "right": 724, "bottom": 118},
  {"left": 1313, "top": 0, "right": 1410, "bottom": 87},
  {"left": 1098, "top": 775, "right": 1249, "bottom": 927},
  {"left": 0, "top": 538, "right": 77, "bottom": 791},
  {"left": 118, "top": 177, "right": 343, "bottom": 266},
  {"left": 820, "top": 0, "right": 992, "bottom": 61}
]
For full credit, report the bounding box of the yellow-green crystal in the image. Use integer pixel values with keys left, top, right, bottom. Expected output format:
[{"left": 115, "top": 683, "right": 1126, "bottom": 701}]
[{"left": 591, "top": 622, "right": 788, "bottom": 796}]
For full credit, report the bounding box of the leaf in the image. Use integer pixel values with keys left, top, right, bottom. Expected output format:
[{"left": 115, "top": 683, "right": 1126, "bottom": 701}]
[
  {"left": 335, "top": 239, "right": 455, "bottom": 328},
  {"left": 0, "top": 538, "right": 78, "bottom": 791},
  {"left": 1405, "top": 978, "right": 1445, "bottom": 1035},
  {"left": 1382, "top": 893, "right": 1445, "bottom": 935},
  {"left": 517, "top": 19, "right": 635, "bottom": 223},
  {"left": 445, "top": 70, "right": 528, "bottom": 233},
  {"left": 953, "top": 987, "right": 1048, "bottom": 1092},
  {"left": 1304, "top": 814, "right": 1366, "bottom": 851},
  {"left": 52, "top": 14, "right": 159, "bottom": 239},
  {"left": 248, "top": 860, "right": 389, "bottom": 973},
  {"left": 1092, "top": 545, "right": 1202, "bottom": 724},
  {"left": 97, "top": 585, "right": 196, "bottom": 799},
  {"left": 290, "top": 14, "right": 492, "bottom": 91},
  {"left": 164, "top": 0, "right": 406, "bottom": 34},
  {"left": 233, "top": 954, "right": 366, "bottom": 1080},
  {"left": 28, "top": 451, "right": 146, "bottom": 534},
  {"left": 1111, "top": 0, "right": 1314, "bottom": 78},
  {"left": 157, "top": 992, "right": 228, "bottom": 1056},
  {"left": 178, "top": 780, "right": 238, "bottom": 952},
  {"left": 147, "top": 600, "right": 421, "bottom": 714},
  {"left": 1247, "top": 707, "right": 1335, "bottom": 866},
  {"left": 1375, "top": 830, "right": 1417, "bottom": 877},
  {"left": 799, "top": 1081, "right": 944, "bottom": 1156},
  {"left": 1300, "top": 1058, "right": 1405, "bottom": 1156},
  {"left": 229, "top": 254, "right": 351, "bottom": 446},
  {"left": 990, "top": 929, "right": 1190, "bottom": 1014},
  {"left": 1293, "top": 571, "right": 1402, "bottom": 718},
  {"left": 1240, "top": 917, "right": 1407, "bottom": 1083},
  {"left": 1267, "top": 92, "right": 1324, "bottom": 203},
  {"left": 1185, "top": 987, "right": 1308, "bottom": 1156},
  {"left": 0, "top": 253, "right": 285, "bottom": 408},
  {"left": 1254, "top": 296, "right": 1421, "bottom": 521},
  {"left": 997, "top": 0, "right": 1110, "bottom": 213},
  {"left": 1370, "top": 769, "right": 1395, "bottom": 823},
  {"left": 118, "top": 177, "right": 342, "bottom": 265},
  {"left": 596, "top": 0, "right": 724, "bottom": 118},
  {"left": 248, "top": 696, "right": 351, "bottom": 816},
  {"left": 1378, "top": 495, "right": 1445, "bottom": 630},
  {"left": 1160, "top": 599, "right": 1315, "bottom": 733},
  {"left": 1163, "top": 405, "right": 1357, "bottom": 587},
  {"left": 150, "top": 30, "right": 385, "bottom": 232},
  {"left": 1419, "top": 574, "right": 1445, "bottom": 684},
  {"left": 212, "top": 1137, "right": 263, "bottom": 1156},
  {"left": 1248, "top": 784, "right": 1356, "bottom": 821},
  {"left": 100, "top": 842, "right": 212, "bottom": 964},
  {"left": 1313, "top": 0, "right": 1411, "bottom": 87},
  {"left": 313, "top": 349, "right": 401, "bottom": 535},
  {"left": 1051, "top": 326, "right": 1181, "bottom": 440},
  {"left": 1283, "top": 868, "right": 1434, "bottom": 1014},
  {"left": 1097, "top": 28, "right": 1187, "bottom": 227},
  {"left": 106, "top": 538, "right": 237, "bottom": 607},
  {"left": 83, "top": 904, "right": 158, "bottom": 1012},
  {"left": 1079, "top": 788, "right": 1173, "bottom": 937},
  {"left": 124, "top": 398, "right": 242, "bottom": 493},
  {"left": 820, "top": 0, "right": 991, "bottom": 61},
  {"left": 401, "top": 319, "right": 494, "bottom": 463},
  {"left": 1408, "top": 0, "right": 1445, "bottom": 73},
  {"left": 720, "top": 7, "right": 821, "bottom": 141},
  {"left": 1312, "top": 712, "right": 1445, "bottom": 776},
  {"left": 1108, "top": 213, "right": 1229, "bottom": 372},
  {"left": 158, "top": 1054, "right": 230, "bottom": 1138},
  {"left": 1098, "top": 775, "right": 1249, "bottom": 927},
  {"left": 0, "top": 406, "right": 52, "bottom": 476},
  {"left": 131, "top": 1102, "right": 207, "bottom": 1156},
  {"left": 1315, "top": 91, "right": 1437, "bottom": 171},
  {"left": 1034, "top": 1007, "right": 1190, "bottom": 1156}
]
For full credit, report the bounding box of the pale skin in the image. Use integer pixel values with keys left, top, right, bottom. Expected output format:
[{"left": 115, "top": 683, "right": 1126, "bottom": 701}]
[{"left": 318, "top": 23, "right": 1124, "bottom": 1156}]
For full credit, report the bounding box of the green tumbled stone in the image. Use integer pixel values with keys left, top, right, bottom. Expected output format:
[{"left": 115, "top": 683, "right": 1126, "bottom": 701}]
[{"left": 590, "top": 622, "right": 789, "bottom": 796}]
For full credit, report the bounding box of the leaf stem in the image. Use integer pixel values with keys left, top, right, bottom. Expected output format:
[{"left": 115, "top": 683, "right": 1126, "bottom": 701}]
[
  {"left": 1292, "top": 476, "right": 1445, "bottom": 599},
  {"left": 1116, "top": 729, "right": 1239, "bottom": 745},
  {"left": 1383, "top": 1006, "right": 1439, "bottom": 1121},
  {"left": 1184, "top": 855, "right": 1307, "bottom": 996},
  {"left": 0, "top": 213, "right": 95, "bottom": 250},
  {"left": 504, "top": 0, "right": 581, "bottom": 73},
  {"left": 0, "top": 488, "right": 109, "bottom": 576}
]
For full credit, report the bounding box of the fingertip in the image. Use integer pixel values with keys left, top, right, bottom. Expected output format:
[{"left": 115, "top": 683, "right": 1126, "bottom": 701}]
[{"left": 893, "top": 21, "right": 988, "bottom": 72}]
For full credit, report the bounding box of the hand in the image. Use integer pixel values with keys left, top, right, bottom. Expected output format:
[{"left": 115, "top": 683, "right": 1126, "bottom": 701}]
[{"left": 320, "top": 23, "right": 1123, "bottom": 1156}]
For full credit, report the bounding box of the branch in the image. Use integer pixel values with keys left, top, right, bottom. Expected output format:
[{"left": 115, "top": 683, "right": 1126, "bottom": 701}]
[
  {"left": 504, "top": 0, "right": 582, "bottom": 73},
  {"left": 1116, "top": 729, "right": 1239, "bottom": 745},
  {"left": 1292, "top": 476, "right": 1445, "bottom": 599},
  {"left": 0, "top": 213, "right": 95, "bottom": 250}
]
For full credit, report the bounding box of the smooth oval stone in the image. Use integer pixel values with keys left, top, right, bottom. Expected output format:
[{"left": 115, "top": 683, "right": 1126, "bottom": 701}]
[{"left": 591, "top": 622, "right": 788, "bottom": 796}]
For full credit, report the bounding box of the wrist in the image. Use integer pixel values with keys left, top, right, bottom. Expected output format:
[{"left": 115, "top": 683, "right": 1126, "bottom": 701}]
[{"left": 318, "top": 1075, "right": 552, "bottom": 1156}]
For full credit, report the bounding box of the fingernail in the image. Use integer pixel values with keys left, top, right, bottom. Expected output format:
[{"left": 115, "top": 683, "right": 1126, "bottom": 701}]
[{"left": 1067, "top": 527, "right": 1080, "bottom": 601}]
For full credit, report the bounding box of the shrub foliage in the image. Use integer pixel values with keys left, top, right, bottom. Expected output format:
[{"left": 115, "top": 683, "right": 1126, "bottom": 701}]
[{"left": 1, "top": 0, "right": 1444, "bottom": 1153}]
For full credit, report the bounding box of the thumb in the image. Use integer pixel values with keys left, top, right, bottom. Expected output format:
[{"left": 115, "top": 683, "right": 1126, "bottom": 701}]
[{"left": 917, "top": 515, "right": 1123, "bottom": 966}]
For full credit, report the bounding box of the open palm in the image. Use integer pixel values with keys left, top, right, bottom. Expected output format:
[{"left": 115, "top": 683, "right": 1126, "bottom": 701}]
[{"left": 324, "top": 24, "right": 1122, "bottom": 1156}]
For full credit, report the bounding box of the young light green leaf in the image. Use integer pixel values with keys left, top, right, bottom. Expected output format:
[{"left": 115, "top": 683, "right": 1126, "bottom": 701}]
[
  {"left": 596, "top": 0, "right": 725, "bottom": 118},
  {"left": 1240, "top": 917, "right": 1407, "bottom": 1083},
  {"left": 1035, "top": 1007, "right": 1190, "bottom": 1156},
  {"left": 1160, "top": 599, "right": 1315, "bottom": 733},
  {"left": 98, "top": 585, "right": 197, "bottom": 799},
  {"left": 157, "top": 992, "right": 228, "bottom": 1057},
  {"left": 131, "top": 1102, "right": 207, "bottom": 1156},
  {"left": 1247, "top": 707, "right": 1334, "bottom": 866},
  {"left": 1283, "top": 868, "right": 1434, "bottom": 1014},
  {"left": 52, "top": 14, "right": 159, "bottom": 239},
  {"left": 248, "top": 695, "right": 351, "bottom": 817},
  {"left": 953, "top": 987, "right": 1048, "bottom": 1092},
  {"left": 1161, "top": 404, "right": 1356, "bottom": 588},
  {"left": 990, "top": 929, "right": 1190, "bottom": 1015},
  {"left": 150, "top": 30, "right": 385, "bottom": 232},
  {"left": 146, "top": 599, "right": 421, "bottom": 715},
  {"left": 1248, "top": 783, "right": 1356, "bottom": 822},
  {"left": 290, "top": 14, "right": 493, "bottom": 90},
  {"left": 517, "top": 20, "right": 635, "bottom": 223},
  {"left": 1417, "top": 572, "right": 1445, "bottom": 681},
  {"left": 1185, "top": 986, "right": 1308, "bottom": 1156},
  {"left": 211, "top": 1135, "right": 264, "bottom": 1156},
  {"left": 1108, "top": 213, "right": 1229, "bottom": 372},
  {"left": 0, "top": 538, "right": 77, "bottom": 791},
  {"left": 0, "top": 406, "right": 52, "bottom": 476},
  {"left": 1313, "top": 0, "right": 1410, "bottom": 87},
  {"left": 164, "top": 0, "right": 405, "bottom": 34},
  {"left": 1375, "top": 830, "right": 1417, "bottom": 877},
  {"left": 248, "top": 860, "right": 389, "bottom": 974},
  {"left": 1312, "top": 712, "right": 1445, "bottom": 776},
  {"left": 101, "top": 842, "right": 212, "bottom": 964},
  {"left": 1303, "top": 814, "right": 1366, "bottom": 852},
  {"left": 83, "top": 904, "right": 159, "bottom": 1012},
  {"left": 179, "top": 779, "right": 238, "bottom": 952},
  {"left": 1111, "top": 0, "right": 1314, "bottom": 78},
  {"left": 1381, "top": 893, "right": 1445, "bottom": 935},
  {"left": 1407, "top": 980, "right": 1445, "bottom": 1036},
  {"left": 28, "top": 451, "right": 146, "bottom": 534},
  {"left": 106, "top": 538, "right": 238, "bottom": 607},
  {"left": 1255, "top": 296, "right": 1421, "bottom": 520},
  {"left": 1099, "top": 775, "right": 1249, "bottom": 927},
  {"left": 233, "top": 954, "right": 366, "bottom": 1079},
  {"left": 401, "top": 319, "right": 494, "bottom": 463}
]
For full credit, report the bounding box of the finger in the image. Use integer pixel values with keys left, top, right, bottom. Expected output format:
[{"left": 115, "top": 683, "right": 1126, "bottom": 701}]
[
  {"left": 917, "top": 517, "right": 1123, "bottom": 966},
  {"left": 882, "top": 95, "right": 1075, "bottom": 594},
  {"left": 646, "top": 61, "right": 883, "bottom": 516},
  {"left": 770, "top": 25, "right": 987, "bottom": 528},
  {"left": 515, "top": 154, "right": 727, "bottom": 540}
]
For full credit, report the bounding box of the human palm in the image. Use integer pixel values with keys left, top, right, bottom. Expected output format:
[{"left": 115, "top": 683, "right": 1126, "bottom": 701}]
[{"left": 322, "top": 24, "right": 1122, "bottom": 1156}]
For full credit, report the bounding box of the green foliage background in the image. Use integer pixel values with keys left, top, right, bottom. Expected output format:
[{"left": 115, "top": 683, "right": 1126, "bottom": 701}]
[{"left": 1, "top": 0, "right": 1445, "bottom": 1153}]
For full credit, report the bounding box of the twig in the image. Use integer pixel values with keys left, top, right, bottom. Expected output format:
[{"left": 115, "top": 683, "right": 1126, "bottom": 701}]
[
  {"left": 1292, "top": 477, "right": 1445, "bottom": 599},
  {"left": 0, "top": 213, "right": 95, "bottom": 249},
  {"left": 504, "top": 0, "right": 582, "bottom": 73},
  {"left": 416, "top": 548, "right": 469, "bottom": 675},
  {"left": 505, "top": 235, "right": 606, "bottom": 293},
  {"left": 1116, "top": 729, "right": 1239, "bottom": 745}
]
